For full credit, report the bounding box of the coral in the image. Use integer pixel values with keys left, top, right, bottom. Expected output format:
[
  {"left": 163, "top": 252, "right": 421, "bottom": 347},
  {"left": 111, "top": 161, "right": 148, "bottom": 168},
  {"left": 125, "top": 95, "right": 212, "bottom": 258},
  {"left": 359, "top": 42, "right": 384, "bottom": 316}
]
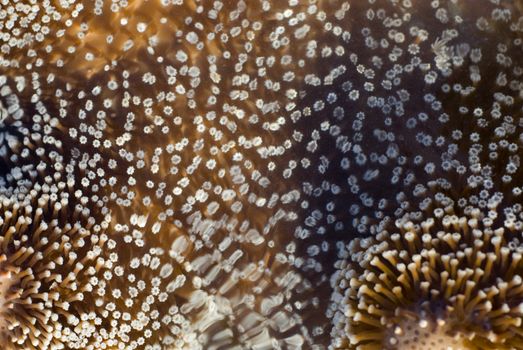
[{"left": 1, "top": 0, "right": 523, "bottom": 349}]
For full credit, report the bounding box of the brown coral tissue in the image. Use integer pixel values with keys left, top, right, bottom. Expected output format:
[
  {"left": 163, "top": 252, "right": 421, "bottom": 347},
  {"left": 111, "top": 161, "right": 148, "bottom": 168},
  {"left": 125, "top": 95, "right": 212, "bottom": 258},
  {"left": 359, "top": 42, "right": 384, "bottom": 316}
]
[{"left": 1, "top": 0, "right": 523, "bottom": 349}]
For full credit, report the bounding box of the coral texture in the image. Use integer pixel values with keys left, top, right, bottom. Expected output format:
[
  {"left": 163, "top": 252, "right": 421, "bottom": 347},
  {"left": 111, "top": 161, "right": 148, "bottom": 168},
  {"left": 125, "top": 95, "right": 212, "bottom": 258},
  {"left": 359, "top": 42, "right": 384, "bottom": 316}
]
[{"left": 1, "top": 0, "right": 523, "bottom": 349}]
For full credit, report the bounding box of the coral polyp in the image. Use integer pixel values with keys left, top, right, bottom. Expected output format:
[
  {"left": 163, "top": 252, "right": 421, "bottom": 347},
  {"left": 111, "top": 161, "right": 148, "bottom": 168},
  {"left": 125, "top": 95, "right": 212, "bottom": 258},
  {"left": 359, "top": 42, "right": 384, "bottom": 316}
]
[
  {"left": 329, "top": 195, "right": 523, "bottom": 350},
  {"left": 0, "top": 187, "right": 112, "bottom": 349}
]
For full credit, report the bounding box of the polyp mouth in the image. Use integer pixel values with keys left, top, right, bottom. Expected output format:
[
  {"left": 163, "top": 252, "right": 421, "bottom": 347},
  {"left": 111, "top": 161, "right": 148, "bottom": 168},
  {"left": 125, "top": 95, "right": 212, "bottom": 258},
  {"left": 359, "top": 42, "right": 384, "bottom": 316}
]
[{"left": 384, "top": 312, "right": 467, "bottom": 350}]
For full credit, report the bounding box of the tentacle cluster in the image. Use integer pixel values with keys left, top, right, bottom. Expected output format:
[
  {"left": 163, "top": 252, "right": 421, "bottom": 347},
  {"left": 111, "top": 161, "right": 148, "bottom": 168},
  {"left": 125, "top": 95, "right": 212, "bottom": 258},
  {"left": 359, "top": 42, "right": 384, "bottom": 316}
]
[
  {"left": 0, "top": 186, "right": 113, "bottom": 349},
  {"left": 330, "top": 192, "right": 523, "bottom": 349}
]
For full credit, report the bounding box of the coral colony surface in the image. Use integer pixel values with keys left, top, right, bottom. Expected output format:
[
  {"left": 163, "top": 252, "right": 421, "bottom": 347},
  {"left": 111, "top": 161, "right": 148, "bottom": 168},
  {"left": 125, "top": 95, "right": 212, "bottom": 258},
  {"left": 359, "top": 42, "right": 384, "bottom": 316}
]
[{"left": 1, "top": 0, "right": 523, "bottom": 349}]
